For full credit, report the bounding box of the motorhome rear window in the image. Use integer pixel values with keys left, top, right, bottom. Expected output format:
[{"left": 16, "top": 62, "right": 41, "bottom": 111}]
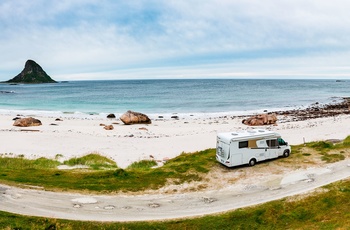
[{"left": 239, "top": 141, "right": 249, "bottom": 148}]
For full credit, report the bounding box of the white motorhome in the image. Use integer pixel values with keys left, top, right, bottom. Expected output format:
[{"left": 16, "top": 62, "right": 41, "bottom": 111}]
[{"left": 216, "top": 129, "right": 291, "bottom": 167}]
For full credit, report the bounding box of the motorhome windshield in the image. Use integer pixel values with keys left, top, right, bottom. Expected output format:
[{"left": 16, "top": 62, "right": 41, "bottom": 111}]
[{"left": 278, "top": 138, "right": 287, "bottom": 145}]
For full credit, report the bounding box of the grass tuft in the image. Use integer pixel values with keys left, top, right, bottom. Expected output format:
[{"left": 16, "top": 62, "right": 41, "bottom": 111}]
[
  {"left": 33, "top": 157, "right": 61, "bottom": 168},
  {"left": 307, "top": 141, "right": 333, "bottom": 151},
  {"left": 342, "top": 135, "right": 350, "bottom": 146},
  {"left": 0, "top": 157, "right": 60, "bottom": 170},
  {"left": 63, "top": 153, "right": 117, "bottom": 170},
  {"left": 113, "top": 168, "right": 129, "bottom": 177},
  {"left": 127, "top": 160, "right": 157, "bottom": 170},
  {"left": 321, "top": 153, "right": 345, "bottom": 163}
]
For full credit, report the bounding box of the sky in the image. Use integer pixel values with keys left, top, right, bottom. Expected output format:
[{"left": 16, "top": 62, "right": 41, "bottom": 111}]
[{"left": 1, "top": 0, "right": 350, "bottom": 81}]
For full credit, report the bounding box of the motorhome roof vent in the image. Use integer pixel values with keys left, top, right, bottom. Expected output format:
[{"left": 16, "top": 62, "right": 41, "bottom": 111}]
[
  {"left": 258, "top": 130, "right": 265, "bottom": 133},
  {"left": 247, "top": 130, "right": 256, "bottom": 134},
  {"left": 231, "top": 133, "right": 239, "bottom": 136}
]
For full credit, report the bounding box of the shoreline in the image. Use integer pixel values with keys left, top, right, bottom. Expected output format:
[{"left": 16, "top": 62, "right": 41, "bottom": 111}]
[
  {"left": 0, "top": 100, "right": 349, "bottom": 168},
  {"left": 0, "top": 97, "right": 347, "bottom": 121}
]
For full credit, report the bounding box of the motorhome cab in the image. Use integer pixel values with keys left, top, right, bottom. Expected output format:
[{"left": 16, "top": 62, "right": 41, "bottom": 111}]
[{"left": 216, "top": 129, "right": 291, "bottom": 167}]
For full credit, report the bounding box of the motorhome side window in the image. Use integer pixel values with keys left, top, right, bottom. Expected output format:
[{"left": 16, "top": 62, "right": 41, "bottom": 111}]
[
  {"left": 266, "top": 139, "right": 278, "bottom": 148},
  {"left": 239, "top": 141, "right": 249, "bottom": 148}
]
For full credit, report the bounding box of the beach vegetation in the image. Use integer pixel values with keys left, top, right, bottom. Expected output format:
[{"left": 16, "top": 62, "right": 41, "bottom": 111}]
[
  {"left": 33, "top": 157, "right": 61, "bottom": 168},
  {"left": 303, "top": 135, "right": 350, "bottom": 162},
  {"left": 306, "top": 141, "right": 333, "bottom": 152},
  {"left": 113, "top": 168, "right": 128, "bottom": 177},
  {"left": 162, "top": 150, "right": 215, "bottom": 176},
  {"left": 127, "top": 159, "right": 157, "bottom": 170},
  {"left": 0, "top": 137, "right": 349, "bottom": 193},
  {"left": 0, "top": 178, "right": 349, "bottom": 229},
  {"left": 55, "top": 154, "right": 64, "bottom": 159},
  {"left": 307, "top": 135, "right": 350, "bottom": 150},
  {"left": 0, "top": 156, "right": 60, "bottom": 170},
  {"left": 341, "top": 135, "right": 350, "bottom": 147},
  {"left": 63, "top": 153, "right": 117, "bottom": 170},
  {"left": 321, "top": 153, "right": 345, "bottom": 163},
  {"left": 0, "top": 149, "right": 215, "bottom": 192}
]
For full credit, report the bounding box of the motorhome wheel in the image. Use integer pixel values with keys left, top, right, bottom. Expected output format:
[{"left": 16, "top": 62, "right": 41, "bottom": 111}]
[
  {"left": 249, "top": 159, "right": 256, "bottom": 166},
  {"left": 283, "top": 150, "right": 290, "bottom": 157}
]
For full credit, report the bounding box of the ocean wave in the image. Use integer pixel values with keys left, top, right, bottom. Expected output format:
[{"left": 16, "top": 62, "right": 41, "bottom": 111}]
[
  {"left": 0, "top": 90, "right": 15, "bottom": 94},
  {"left": 0, "top": 104, "right": 310, "bottom": 120}
]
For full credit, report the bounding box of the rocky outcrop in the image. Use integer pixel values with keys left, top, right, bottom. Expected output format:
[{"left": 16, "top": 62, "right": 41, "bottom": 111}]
[
  {"left": 242, "top": 113, "right": 277, "bottom": 126},
  {"left": 120, "top": 110, "right": 151, "bottom": 125},
  {"left": 6, "top": 60, "right": 56, "bottom": 84},
  {"left": 13, "top": 117, "right": 42, "bottom": 127}
]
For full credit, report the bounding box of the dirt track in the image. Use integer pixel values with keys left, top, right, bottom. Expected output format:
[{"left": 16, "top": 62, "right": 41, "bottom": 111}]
[{"left": 0, "top": 159, "right": 349, "bottom": 222}]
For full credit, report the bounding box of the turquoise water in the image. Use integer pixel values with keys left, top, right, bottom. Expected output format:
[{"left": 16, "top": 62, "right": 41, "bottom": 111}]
[{"left": 0, "top": 79, "right": 348, "bottom": 117}]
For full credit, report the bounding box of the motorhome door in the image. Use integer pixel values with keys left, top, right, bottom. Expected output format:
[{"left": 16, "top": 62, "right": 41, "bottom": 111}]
[{"left": 266, "top": 139, "right": 280, "bottom": 158}]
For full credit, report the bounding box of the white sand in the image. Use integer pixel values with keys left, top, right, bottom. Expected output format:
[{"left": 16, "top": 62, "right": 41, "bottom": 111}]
[{"left": 0, "top": 113, "right": 349, "bottom": 168}]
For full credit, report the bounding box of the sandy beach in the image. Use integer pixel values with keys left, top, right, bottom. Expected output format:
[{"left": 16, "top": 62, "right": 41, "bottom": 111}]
[{"left": 1, "top": 108, "right": 349, "bottom": 168}]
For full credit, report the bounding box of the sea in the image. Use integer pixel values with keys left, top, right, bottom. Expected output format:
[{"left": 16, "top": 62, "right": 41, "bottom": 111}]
[{"left": 0, "top": 79, "right": 348, "bottom": 119}]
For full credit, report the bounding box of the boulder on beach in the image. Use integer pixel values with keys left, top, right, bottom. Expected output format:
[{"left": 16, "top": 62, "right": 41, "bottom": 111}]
[
  {"left": 104, "top": 125, "right": 114, "bottom": 130},
  {"left": 13, "top": 117, "right": 42, "bottom": 127},
  {"left": 107, "top": 113, "right": 116, "bottom": 118},
  {"left": 242, "top": 113, "right": 277, "bottom": 126},
  {"left": 120, "top": 110, "right": 151, "bottom": 125}
]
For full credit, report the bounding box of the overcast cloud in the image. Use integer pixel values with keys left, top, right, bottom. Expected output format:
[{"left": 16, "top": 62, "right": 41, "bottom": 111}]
[{"left": 1, "top": 0, "right": 350, "bottom": 80}]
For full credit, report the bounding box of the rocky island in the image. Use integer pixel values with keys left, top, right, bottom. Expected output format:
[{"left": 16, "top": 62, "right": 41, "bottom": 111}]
[{"left": 4, "top": 60, "right": 56, "bottom": 84}]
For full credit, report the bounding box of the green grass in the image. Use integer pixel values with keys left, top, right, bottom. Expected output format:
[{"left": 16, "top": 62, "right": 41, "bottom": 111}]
[
  {"left": 0, "top": 178, "right": 349, "bottom": 230},
  {"left": 340, "top": 135, "right": 350, "bottom": 147},
  {"left": 302, "top": 135, "right": 350, "bottom": 163},
  {"left": 127, "top": 159, "right": 157, "bottom": 170},
  {"left": 306, "top": 135, "right": 350, "bottom": 151},
  {"left": 0, "top": 157, "right": 60, "bottom": 169},
  {"left": 63, "top": 153, "right": 118, "bottom": 170},
  {"left": 321, "top": 153, "right": 345, "bottom": 163},
  {"left": 0, "top": 136, "right": 349, "bottom": 192},
  {"left": 0, "top": 149, "right": 216, "bottom": 192}
]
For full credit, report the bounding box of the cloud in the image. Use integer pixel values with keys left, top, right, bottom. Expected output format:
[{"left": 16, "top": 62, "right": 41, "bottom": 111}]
[{"left": 1, "top": 0, "right": 350, "bottom": 80}]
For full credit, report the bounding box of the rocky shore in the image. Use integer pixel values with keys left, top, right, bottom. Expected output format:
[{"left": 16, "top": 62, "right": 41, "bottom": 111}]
[{"left": 275, "top": 98, "right": 350, "bottom": 121}]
